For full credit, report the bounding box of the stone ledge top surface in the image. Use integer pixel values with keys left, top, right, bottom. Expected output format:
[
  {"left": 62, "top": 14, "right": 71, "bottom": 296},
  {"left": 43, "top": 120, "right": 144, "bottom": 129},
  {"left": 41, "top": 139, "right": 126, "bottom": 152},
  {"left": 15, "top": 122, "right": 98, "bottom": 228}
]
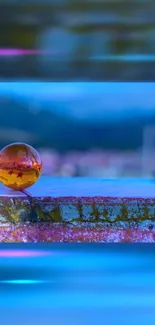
[
  {"left": 0, "top": 177, "right": 155, "bottom": 199},
  {"left": 26, "top": 177, "right": 155, "bottom": 199}
]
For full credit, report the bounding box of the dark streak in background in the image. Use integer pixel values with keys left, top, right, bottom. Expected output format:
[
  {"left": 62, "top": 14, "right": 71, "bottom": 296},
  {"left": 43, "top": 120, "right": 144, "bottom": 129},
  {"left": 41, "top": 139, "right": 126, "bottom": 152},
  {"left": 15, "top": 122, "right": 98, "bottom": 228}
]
[{"left": 0, "top": 1, "right": 155, "bottom": 80}]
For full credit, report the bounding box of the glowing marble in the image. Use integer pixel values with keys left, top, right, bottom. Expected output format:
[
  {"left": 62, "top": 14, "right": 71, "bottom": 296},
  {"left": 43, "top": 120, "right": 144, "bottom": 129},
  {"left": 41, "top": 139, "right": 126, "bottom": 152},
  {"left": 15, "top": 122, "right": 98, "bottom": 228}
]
[{"left": 0, "top": 143, "right": 42, "bottom": 190}]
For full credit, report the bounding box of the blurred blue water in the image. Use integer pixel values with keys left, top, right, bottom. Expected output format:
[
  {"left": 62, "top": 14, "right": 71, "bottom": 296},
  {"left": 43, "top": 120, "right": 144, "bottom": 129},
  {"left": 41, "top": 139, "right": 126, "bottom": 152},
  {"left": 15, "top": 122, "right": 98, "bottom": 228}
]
[{"left": 0, "top": 244, "right": 155, "bottom": 325}]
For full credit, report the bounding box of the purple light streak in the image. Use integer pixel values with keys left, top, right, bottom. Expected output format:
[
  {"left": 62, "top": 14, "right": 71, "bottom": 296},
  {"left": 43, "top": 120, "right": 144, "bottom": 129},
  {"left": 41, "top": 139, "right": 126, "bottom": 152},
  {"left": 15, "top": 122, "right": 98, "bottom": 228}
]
[
  {"left": 0, "top": 49, "right": 53, "bottom": 56},
  {"left": 0, "top": 250, "right": 52, "bottom": 257}
]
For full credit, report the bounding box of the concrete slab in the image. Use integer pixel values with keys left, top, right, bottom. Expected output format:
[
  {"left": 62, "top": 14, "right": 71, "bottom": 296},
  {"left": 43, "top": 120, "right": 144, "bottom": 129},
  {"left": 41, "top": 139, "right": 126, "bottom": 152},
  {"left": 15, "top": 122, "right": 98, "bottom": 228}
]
[{"left": 0, "top": 177, "right": 155, "bottom": 242}]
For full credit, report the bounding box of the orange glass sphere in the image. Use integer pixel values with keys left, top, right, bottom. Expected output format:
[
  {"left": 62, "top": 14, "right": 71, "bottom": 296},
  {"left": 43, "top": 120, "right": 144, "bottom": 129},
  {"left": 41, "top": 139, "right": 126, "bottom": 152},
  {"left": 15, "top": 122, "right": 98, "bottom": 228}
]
[{"left": 0, "top": 143, "right": 42, "bottom": 190}]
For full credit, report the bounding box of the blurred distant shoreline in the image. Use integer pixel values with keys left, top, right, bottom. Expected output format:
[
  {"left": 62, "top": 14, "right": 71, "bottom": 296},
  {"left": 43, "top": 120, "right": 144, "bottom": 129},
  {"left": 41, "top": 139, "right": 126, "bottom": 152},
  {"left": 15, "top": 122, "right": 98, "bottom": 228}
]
[{"left": 0, "top": 91, "right": 155, "bottom": 152}]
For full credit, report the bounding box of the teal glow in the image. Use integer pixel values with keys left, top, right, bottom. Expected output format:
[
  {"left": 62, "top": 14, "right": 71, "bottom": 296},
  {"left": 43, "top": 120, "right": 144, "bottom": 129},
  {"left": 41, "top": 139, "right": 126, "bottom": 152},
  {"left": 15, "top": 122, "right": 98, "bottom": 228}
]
[{"left": 1, "top": 279, "right": 43, "bottom": 284}]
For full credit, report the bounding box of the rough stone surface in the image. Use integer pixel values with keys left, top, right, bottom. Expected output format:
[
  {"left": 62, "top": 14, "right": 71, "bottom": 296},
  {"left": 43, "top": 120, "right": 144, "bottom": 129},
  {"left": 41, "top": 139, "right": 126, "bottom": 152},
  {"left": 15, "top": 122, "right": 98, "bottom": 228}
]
[
  {"left": 0, "top": 177, "right": 155, "bottom": 242},
  {"left": 0, "top": 223, "right": 154, "bottom": 243}
]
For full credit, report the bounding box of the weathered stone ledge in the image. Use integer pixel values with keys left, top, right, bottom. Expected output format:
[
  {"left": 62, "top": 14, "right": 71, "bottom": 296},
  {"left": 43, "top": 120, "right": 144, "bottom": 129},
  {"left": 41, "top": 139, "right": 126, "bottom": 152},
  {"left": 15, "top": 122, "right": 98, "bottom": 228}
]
[{"left": 0, "top": 177, "right": 155, "bottom": 242}]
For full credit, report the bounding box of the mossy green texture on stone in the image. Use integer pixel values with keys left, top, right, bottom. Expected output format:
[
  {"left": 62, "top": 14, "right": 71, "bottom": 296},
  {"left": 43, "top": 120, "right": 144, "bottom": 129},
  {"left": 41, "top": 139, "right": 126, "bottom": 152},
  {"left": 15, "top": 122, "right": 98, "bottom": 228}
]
[
  {"left": 0, "top": 198, "right": 31, "bottom": 223},
  {"left": 36, "top": 204, "right": 62, "bottom": 222},
  {"left": 0, "top": 196, "right": 155, "bottom": 227}
]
